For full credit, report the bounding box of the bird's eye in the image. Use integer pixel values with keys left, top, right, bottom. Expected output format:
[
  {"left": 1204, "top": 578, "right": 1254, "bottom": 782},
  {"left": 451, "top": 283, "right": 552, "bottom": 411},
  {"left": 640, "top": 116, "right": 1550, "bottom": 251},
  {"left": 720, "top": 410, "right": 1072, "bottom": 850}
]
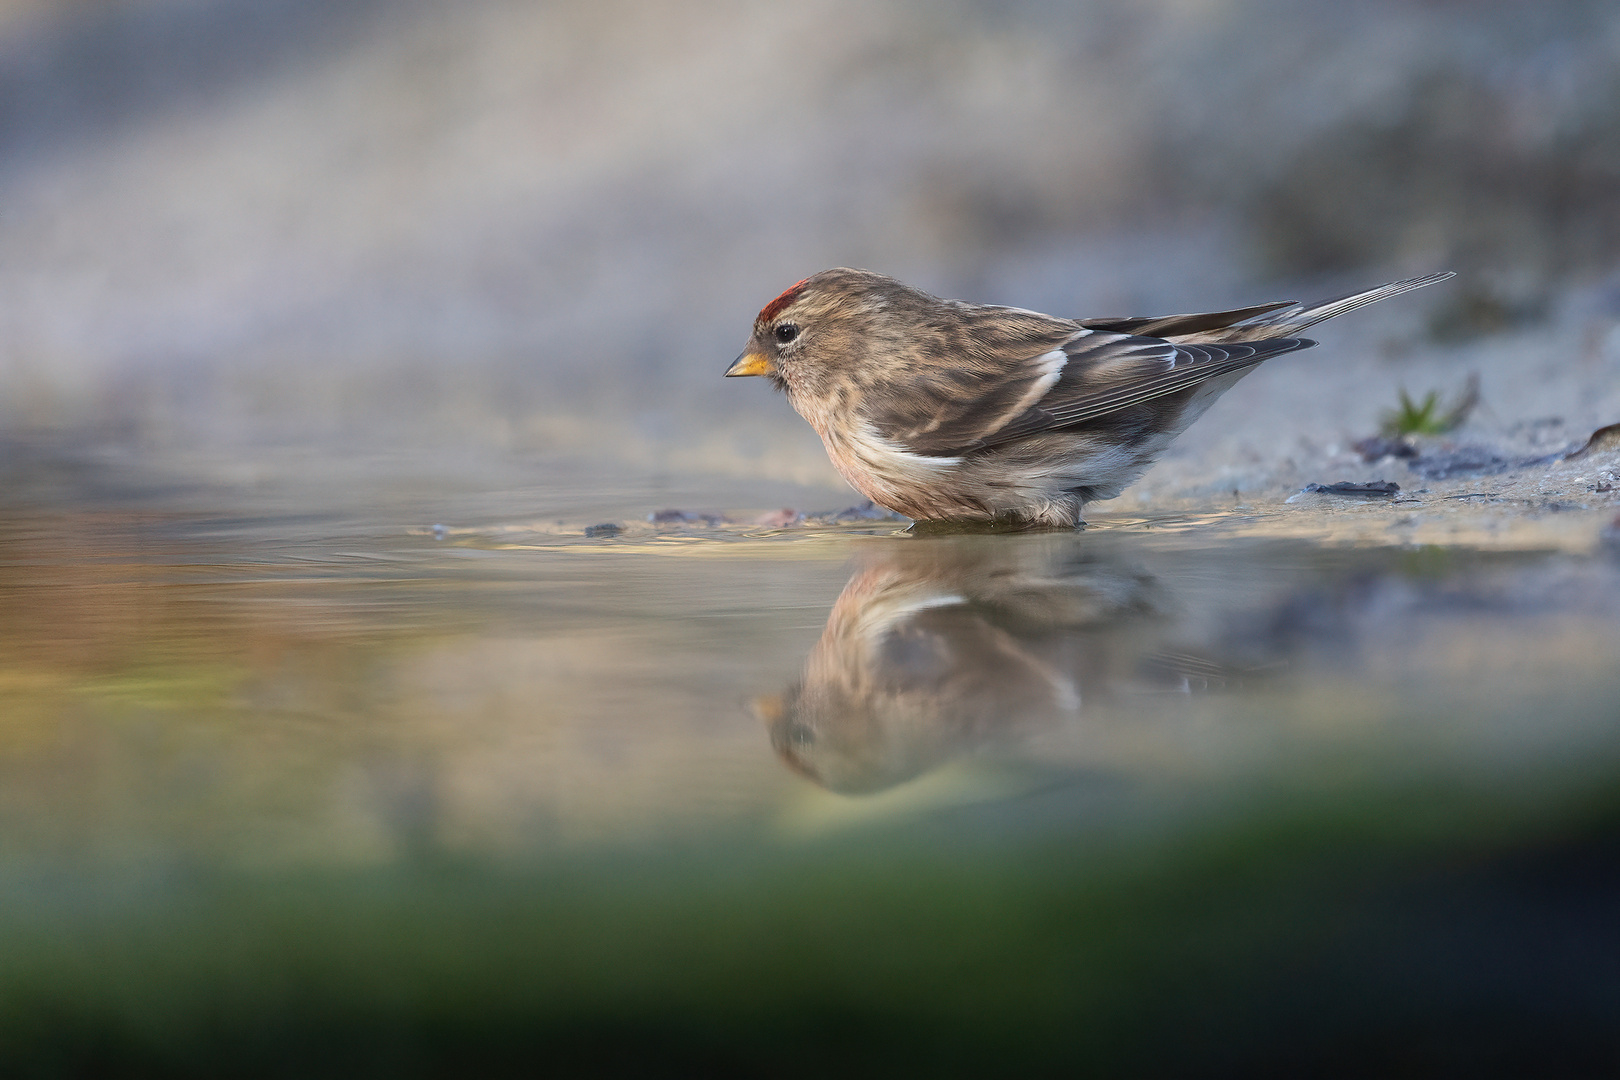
[{"left": 774, "top": 322, "right": 800, "bottom": 344}]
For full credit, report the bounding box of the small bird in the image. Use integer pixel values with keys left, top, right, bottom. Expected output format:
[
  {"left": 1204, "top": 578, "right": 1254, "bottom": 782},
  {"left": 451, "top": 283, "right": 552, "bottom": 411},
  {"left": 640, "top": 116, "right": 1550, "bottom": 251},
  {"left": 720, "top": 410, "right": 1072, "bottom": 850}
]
[{"left": 726, "top": 268, "right": 1454, "bottom": 527}]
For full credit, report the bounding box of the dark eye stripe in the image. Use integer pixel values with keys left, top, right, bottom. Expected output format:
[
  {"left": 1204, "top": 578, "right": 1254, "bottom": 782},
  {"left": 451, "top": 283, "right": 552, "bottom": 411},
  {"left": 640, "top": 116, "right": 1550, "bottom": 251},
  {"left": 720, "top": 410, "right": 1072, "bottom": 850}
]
[{"left": 775, "top": 322, "right": 800, "bottom": 344}]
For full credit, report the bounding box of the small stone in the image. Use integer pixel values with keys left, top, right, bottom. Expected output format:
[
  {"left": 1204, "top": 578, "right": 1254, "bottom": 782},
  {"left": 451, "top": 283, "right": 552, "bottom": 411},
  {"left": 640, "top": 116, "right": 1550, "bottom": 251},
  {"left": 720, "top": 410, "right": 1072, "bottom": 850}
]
[
  {"left": 1291, "top": 480, "right": 1400, "bottom": 500},
  {"left": 648, "top": 509, "right": 724, "bottom": 526},
  {"left": 752, "top": 508, "right": 803, "bottom": 528},
  {"left": 1352, "top": 436, "right": 1416, "bottom": 461}
]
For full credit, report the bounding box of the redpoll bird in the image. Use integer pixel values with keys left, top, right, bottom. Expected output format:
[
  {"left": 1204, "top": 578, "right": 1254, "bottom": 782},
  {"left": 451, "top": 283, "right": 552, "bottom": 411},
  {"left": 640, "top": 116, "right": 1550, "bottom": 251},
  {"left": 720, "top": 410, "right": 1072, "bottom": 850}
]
[{"left": 726, "top": 268, "right": 1453, "bottom": 527}]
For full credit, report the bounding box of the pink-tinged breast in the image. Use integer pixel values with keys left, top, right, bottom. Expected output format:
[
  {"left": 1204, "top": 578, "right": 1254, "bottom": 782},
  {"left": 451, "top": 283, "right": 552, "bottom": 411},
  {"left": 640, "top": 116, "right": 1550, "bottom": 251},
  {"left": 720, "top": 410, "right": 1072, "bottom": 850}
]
[{"left": 819, "top": 418, "right": 965, "bottom": 519}]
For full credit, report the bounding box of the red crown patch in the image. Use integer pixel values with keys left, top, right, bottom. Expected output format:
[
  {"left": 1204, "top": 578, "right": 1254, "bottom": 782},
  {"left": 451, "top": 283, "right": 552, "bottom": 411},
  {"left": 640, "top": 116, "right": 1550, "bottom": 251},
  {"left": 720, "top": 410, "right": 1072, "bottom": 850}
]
[{"left": 757, "top": 278, "right": 809, "bottom": 324}]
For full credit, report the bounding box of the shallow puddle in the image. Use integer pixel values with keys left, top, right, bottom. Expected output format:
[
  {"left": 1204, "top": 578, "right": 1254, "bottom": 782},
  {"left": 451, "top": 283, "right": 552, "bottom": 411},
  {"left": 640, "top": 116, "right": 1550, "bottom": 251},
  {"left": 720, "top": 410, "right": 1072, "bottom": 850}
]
[
  {"left": 2, "top": 473, "right": 1619, "bottom": 1071},
  {"left": 4, "top": 492, "right": 1617, "bottom": 861}
]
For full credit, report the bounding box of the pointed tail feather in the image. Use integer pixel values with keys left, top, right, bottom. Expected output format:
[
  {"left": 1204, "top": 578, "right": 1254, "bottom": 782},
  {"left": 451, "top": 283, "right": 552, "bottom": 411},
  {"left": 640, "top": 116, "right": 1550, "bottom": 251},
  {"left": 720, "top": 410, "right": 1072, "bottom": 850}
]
[{"left": 1219, "top": 272, "right": 1455, "bottom": 341}]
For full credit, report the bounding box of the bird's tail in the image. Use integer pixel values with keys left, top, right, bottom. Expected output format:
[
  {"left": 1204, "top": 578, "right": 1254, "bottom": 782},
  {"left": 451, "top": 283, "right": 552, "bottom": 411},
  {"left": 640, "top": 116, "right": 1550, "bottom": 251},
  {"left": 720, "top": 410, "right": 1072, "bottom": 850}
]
[{"left": 1214, "top": 272, "right": 1455, "bottom": 341}]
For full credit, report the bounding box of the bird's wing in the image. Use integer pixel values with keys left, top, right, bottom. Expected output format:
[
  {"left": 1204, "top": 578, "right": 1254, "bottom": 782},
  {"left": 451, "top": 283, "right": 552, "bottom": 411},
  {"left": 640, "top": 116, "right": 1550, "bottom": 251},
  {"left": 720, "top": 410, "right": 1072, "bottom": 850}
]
[
  {"left": 978, "top": 332, "right": 1316, "bottom": 448},
  {"left": 857, "top": 310, "right": 1083, "bottom": 457},
  {"left": 1078, "top": 300, "right": 1296, "bottom": 339},
  {"left": 870, "top": 329, "right": 1314, "bottom": 456}
]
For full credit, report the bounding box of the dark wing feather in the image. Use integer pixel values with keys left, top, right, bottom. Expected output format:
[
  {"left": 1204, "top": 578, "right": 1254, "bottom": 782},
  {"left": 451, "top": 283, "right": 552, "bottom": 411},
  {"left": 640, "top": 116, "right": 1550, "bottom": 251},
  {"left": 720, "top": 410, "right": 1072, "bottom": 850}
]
[
  {"left": 1082, "top": 274, "right": 1453, "bottom": 343},
  {"left": 867, "top": 276, "right": 1448, "bottom": 457},
  {"left": 871, "top": 329, "right": 1314, "bottom": 456},
  {"left": 978, "top": 333, "right": 1315, "bottom": 449},
  {"left": 874, "top": 352, "right": 1068, "bottom": 455},
  {"left": 1079, "top": 300, "right": 1295, "bottom": 339},
  {"left": 863, "top": 295, "right": 1317, "bottom": 457},
  {"left": 863, "top": 308, "right": 1082, "bottom": 457}
]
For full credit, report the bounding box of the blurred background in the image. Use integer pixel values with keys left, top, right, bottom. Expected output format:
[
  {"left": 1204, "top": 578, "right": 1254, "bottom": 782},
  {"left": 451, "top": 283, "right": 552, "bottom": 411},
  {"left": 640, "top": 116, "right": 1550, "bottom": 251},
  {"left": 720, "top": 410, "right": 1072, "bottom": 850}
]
[
  {"left": 2, "top": 0, "right": 1617, "bottom": 497},
  {"left": 4, "top": 4, "right": 1620, "bottom": 1074}
]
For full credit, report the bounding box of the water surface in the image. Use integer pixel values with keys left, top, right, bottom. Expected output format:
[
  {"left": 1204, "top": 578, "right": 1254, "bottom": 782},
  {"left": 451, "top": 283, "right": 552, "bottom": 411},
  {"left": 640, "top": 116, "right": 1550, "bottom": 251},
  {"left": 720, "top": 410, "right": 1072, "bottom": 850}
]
[{"left": 3, "top": 473, "right": 1619, "bottom": 1072}]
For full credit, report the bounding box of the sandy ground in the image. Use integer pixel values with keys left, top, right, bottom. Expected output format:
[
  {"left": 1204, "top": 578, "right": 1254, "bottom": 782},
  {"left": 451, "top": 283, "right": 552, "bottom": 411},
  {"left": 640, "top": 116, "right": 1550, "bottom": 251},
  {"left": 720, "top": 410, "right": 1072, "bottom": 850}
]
[{"left": 1072, "top": 274, "right": 1620, "bottom": 548}]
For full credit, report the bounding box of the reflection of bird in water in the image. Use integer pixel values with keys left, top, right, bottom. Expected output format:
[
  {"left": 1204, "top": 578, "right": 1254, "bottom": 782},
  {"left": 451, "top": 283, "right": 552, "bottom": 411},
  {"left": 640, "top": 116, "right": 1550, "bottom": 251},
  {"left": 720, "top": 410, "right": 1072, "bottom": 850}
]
[{"left": 755, "top": 536, "right": 1162, "bottom": 794}]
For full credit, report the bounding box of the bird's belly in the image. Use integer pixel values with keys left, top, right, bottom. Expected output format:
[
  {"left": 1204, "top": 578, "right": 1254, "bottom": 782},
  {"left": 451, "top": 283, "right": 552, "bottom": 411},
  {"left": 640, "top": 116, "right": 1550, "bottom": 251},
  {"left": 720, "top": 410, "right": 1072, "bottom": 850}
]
[
  {"left": 816, "top": 397, "right": 1210, "bottom": 525},
  {"left": 818, "top": 422, "right": 975, "bottom": 519}
]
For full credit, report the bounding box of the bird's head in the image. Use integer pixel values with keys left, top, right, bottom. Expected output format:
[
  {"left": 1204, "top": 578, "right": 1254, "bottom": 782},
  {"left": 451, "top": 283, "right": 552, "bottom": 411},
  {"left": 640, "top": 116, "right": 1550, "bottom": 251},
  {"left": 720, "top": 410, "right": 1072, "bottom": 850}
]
[{"left": 725, "top": 268, "right": 930, "bottom": 402}]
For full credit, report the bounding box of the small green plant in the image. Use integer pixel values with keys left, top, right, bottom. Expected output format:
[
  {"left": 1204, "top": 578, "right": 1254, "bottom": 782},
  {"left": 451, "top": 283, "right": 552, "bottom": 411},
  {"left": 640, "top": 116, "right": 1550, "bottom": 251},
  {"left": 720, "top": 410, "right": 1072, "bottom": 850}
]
[
  {"left": 1380, "top": 374, "right": 1479, "bottom": 437},
  {"left": 1382, "top": 389, "right": 1445, "bottom": 436}
]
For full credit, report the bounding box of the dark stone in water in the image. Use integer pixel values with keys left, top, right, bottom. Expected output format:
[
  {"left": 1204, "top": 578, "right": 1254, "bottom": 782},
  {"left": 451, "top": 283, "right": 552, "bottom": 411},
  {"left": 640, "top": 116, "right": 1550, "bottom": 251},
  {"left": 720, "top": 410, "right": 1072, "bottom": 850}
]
[
  {"left": 1302, "top": 481, "right": 1400, "bottom": 497},
  {"left": 1353, "top": 436, "right": 1417, "bottom": 461},
  {"left": 1409, "top": 445, "right": 1570, "bottom": 480},
  {"left": 1409, "top": 449, "right": 1514, "bottom": 480},
  {"left": 649, "top": 509, "right": 724, "bottom": 526},
  {"left": 829, "top": 500, "right": 902, "bottom": 522},
  {"left": 584, "top": 523, "right": 622, "bottom": 538}
]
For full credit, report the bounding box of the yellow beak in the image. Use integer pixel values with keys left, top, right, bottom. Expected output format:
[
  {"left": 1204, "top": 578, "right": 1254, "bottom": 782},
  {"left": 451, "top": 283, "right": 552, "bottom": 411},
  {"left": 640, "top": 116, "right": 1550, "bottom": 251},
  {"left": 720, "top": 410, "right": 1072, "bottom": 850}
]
[
  {"left": 724, "top": 351, "right": 773, "bottom": 378},
  {"left": 749, "top": 694, "right": 785, "bottom": 724}
]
